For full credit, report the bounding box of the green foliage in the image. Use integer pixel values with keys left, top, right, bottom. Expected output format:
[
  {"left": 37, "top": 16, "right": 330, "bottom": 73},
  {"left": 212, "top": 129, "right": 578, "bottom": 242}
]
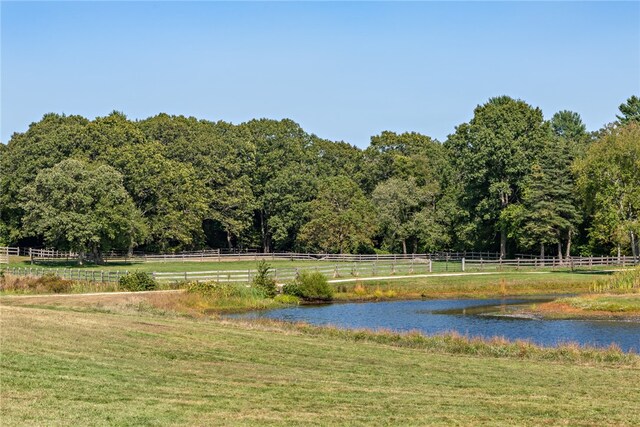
[
  {"left": 252, "top": 260, "right": 277, "bottom": 298},
  {"left": 445, "top": 96, "right": 549, "bottom": 256},
  {"left": 273, "top": 293, "right": 301, "bottom": 304},
  {"left": 575, "top": 123, "right": 640, "bottom": 256},
  {"left": 298, "top": 176, "right": 376, "bottom": 253},
  {"left": 284, "top": 271, "right": 334, "bottom": 301},
  {"left": 616, "top": 95, "right": 640, "bottom": 125},
  {"left": 19, "top": 159, "right": 147, "bottom": 262},
  {"left": 186, "top": 280, "right": 259, "bottom": 299},
  {"left": 372, "top": 177, "right": 449, "bottom": 254},
  {"left": 119, "top": 271, "right": 157, "bottom": 292},
  {"left": 2, "top": 98, "right": 638, "bottom": 258}
]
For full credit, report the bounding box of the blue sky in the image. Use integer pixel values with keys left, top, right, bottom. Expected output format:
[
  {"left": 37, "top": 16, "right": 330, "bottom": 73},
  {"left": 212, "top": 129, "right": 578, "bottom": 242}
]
[{"left": 2, "top": 1, "right": 639, "bottom": 146}]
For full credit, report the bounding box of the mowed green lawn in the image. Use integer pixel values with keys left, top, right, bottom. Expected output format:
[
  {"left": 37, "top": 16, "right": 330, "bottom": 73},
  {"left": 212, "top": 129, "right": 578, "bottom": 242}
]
[
  {"left": 1, "top": 303, "right": 639, "bottom": 426},
  {"left": 7, "top": 256, "right": 335, "bottom": 272}
]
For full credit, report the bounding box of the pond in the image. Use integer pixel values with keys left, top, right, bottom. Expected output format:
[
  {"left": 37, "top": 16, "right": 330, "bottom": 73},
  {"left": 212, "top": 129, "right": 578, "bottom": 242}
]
[{"left": 232, "top": 298, "right": 640, "bottom": 352}]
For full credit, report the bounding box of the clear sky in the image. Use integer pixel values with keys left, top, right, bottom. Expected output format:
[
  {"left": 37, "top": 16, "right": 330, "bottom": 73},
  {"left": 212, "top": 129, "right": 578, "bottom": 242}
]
[{"left": 2, "top": 1, "right": 639, "bottom": 147}]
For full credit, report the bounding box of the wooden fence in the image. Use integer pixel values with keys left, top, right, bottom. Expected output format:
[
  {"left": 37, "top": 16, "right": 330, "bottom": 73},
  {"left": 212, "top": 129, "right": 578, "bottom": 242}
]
[
  {"left": 3, "top": 256, "right": 638, "bottom": 285},
  {"left": 29, "top": 250, "right": 502, "bottom": 264},
  {"left": 3, "top": 259, "right": 451, "bottom": 284},
  {"left": 2, "top": 266, "right": 129, "bottom": 283}
]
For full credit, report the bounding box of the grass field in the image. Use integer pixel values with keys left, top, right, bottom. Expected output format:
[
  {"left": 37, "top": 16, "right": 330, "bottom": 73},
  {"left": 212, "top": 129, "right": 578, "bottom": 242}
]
[
  {"left": 6, "top": 255, "right": 621, "bottom": 274},
  {"left": 1, "top": 301, "right": 639, "bottom": 426},
  {"left": 1, "top": 270, "right": 608, "bottom": 303},
  {"left": 7, "top": 256, "right": 337, "bottom": 272}
]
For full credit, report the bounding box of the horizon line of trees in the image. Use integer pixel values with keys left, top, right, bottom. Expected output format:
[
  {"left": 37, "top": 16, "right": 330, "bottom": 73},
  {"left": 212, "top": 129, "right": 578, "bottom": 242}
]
[{"left": 1, "top": 95, "right": 639, "bottom": 263}]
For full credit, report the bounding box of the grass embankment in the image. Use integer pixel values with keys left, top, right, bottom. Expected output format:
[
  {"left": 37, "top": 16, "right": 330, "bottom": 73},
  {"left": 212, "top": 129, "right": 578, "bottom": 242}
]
[
  {"left": 334, "top": 271, "right": 604, "bottom": 300},
  {"left": 1, "top": 271, "right": 604, "bottom": 311},
  {"left": 1, "top": 301, "right": 639, "bottom": 426},
  {"left": 523, "top": 268, "right": 640, "bottom": 320}
]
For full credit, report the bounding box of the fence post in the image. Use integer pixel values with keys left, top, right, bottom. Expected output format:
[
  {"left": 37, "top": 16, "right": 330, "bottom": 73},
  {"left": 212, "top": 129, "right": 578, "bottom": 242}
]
[
  {"left": 429, "top": 259, "right": 433, "bottom": 273},
  {"left": 461, "top": 258, "right": 465, "bottom": 272}
]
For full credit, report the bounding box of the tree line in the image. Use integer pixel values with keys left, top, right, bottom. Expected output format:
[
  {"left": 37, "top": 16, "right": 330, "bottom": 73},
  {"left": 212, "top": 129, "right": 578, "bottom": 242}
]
[{"left": 1, "top": 95, "right": 639, "bottom": 262}]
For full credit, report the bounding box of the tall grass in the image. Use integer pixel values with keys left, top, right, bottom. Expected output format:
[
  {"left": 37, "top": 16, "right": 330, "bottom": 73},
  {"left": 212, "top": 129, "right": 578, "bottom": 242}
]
[
  {"left": 0, "top": 273, "right": 176, "bottom": 294},
  {"left": 232, "top": 318, "right": 638, "bottom": 366},
  {"left": 590, "top": 267, "right": 640, "bottom": 293}
]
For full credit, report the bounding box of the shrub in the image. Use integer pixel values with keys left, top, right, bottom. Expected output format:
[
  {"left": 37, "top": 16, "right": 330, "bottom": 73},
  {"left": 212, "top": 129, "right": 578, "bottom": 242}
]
[
  {"left": 186, "top": 281, "right": 252, "bottom": 298},
  {"left": 353, "top": 284, "right": 367, "bottom": 296},
  {"left": 252, "top": 260, "right": 277, "bottom": 298},
  {"left": 36, "top": 274, "right": 73, "bottom": 293},
  {"left": 282, "top": 282, "right": 302, "bottom": 297},
  {"left": 284, "top": 271, "right": 334, "bottom": 301},
  {"left": 119, "top": 271, "right": 157, "bottom": 292},
  {"left": 274, "top": 294, "right": 300, "bottom": 304}
]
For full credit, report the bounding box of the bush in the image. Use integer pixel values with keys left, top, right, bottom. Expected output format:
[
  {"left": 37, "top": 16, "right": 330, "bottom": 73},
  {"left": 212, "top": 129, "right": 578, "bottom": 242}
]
[
  {"left": 119, "top": 271, "right": 157, "bottom": 292},
  {"left": 274, "top": 294, "right": 300, "bottom": 305},
  {"left": 252, "top": 260, "right": 277, "bottom": 298},
  {"left": 186, "top": 281, "right": 254, "bottom": 298},
  {"left": 282, "top": 282, "right": 302, "bottom": 297},
  {"left": 37, "top": 274, "right": 73, "bottom": 293},
  {"left": 284, "top": 271, "right": 334, "bottom": 301}
]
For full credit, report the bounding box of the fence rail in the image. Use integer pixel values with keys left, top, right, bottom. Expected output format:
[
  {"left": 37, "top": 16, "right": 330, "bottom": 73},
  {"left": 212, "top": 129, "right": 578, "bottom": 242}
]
[
  {"left": 3, "top": 256, "right": 639, "bottom": 285},
  {"left": 35, "top": 250, "right": 504, "bottom": 264}
]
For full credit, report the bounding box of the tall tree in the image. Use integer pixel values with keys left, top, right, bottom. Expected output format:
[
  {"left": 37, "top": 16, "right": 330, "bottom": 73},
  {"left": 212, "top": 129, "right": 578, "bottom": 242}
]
[
  {"left": 575, "top": 123, "right": 640, "bottom": 258},
  {"left": 0, "top": 114, "right": 89, "bottom": 245},
  {"left": 19, "top": 159, "right": 147, "bottom": 263},
  {"left": 616, "top": 95, "right": 640, "bottom": 125},
  {"left": 445, "top": 96, "right": 548, "bottom": 257},
  {"left": 298, "top": 176, "right": 376, "bottom": 254},
  {"left": 372, "top": 177, "right": 449, "bottom": 254},
  {"left": 107, "top": 142, "right": 209, "bottom": 252},
  {"left": 140, "top": 115, "right": 255, "bottom": 249},
  {"left": 508, "top": 138, "right": 581, "bottom": 260},
  {"left": 243, "top": 119, "right": 312, "bottom": 252}
]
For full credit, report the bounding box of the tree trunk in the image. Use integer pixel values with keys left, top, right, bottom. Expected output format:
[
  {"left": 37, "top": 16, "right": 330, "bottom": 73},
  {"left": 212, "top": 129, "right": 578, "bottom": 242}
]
[
  {"left": 91, "top": 244, "right": 104, "bottom": 265},
  {"left": 500, "top": 227, "right": 506, "bottom": 259},
  {"left": 617, "top": 244, "right": 621, "bottom": 262},
  {"left": 565, "top": 230, "right": 572, "bottom": 260},
  {"left": 630, "top": 231, "right": 637, "bottom": 259},
  {"left": 540, "top": 243, "right": 545, "bottom": 267},
  {"left": 401, "top": 239, "right": 407, "bottom": 255},
  {"left": 557, "top": 241, "right": 563, "bottom": 264},
  {"left": 260, "top": 210, "right": 270, "bottom": 253},
  {"left": 226, "top": 231, "right": 233, "bottom": 250},
  {"left": 78, "top": 250, "right": 85, "bottom": 266},
  {"left": 413, "top": 239, "right": 418, "bottom": 254}
]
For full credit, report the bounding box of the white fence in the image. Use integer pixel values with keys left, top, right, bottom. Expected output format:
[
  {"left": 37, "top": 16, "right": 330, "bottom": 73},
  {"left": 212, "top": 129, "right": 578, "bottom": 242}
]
[
  {"left": 19, "top": 247, "right": 504, "bottom": 264},
  {"left": 0, "top": 247, "right": 10, "bottom": 264},
  {"left": 3, "top": 255, "right": 639, "bottom": 285}
]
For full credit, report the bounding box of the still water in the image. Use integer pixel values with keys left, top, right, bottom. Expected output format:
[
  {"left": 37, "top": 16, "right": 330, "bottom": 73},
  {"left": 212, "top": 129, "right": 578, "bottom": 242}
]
[{"left": 232, "top": 298, "right": 640, "bottom": 352}]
